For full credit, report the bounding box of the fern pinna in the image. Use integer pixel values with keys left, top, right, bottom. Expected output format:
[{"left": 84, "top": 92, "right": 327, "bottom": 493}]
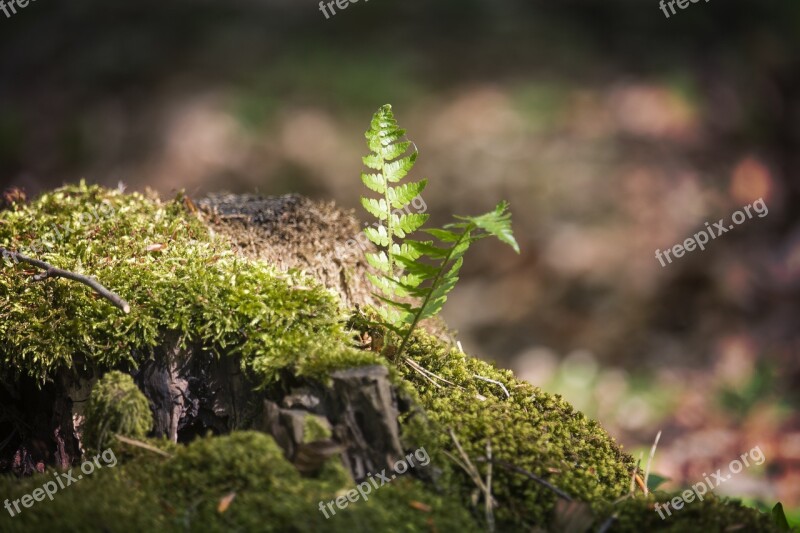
[{"left": 360, "top": 104, "right": 520, "bottom": 361}]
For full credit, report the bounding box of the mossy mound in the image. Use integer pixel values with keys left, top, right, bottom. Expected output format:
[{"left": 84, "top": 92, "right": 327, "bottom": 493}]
[
  {"left": 0, "top": 432, "right": 477, "bottom": 532},
  {"left": 602, "top": 495, "right": 781, "bottom": 532},
  {"left": 394, "top": 331, "right": 635, "bottom": 528},
  {"left": 0, "top": 182, "right": 379, "bottom": 385},
  {"left": 0, "top": 185, "right": 783, "bottom": 532},
  {"left": 82, "top": 371, "right": 153, "bottom": 451}
]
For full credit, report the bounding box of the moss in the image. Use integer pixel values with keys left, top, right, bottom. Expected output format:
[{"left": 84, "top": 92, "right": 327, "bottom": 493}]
[
  {"left": 594, "top": 494, "right": 781, "bottom": 532},
  {"left": 303, "top": 415, "right": 332, "bottom": 443},
  {"left": 0, "top": 186, "right": 781, "bottom": 532},
  {"left": 0, "top": 432, "right": 477, "bottom": 532},
  {"left": 389, "top": 327, "right": 634, "bottom": 529},
  {"left": 0, "top": 182, "right": 379, "bottom": 385},
  {"left": 82, "top": 371, "right": 153, "bottom": 451}
]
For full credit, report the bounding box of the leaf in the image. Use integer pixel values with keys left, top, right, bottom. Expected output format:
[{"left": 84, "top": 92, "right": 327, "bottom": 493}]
[
  {"left": 646, "top": 473, "right": 670, "bottom": 491},
  {"left": 395, "top": 255, "right": 439, "bottom": 279},
  {"left": 360, "top": 197, "right": 389, "bottom": 220},
  {"left": 406, "top": 240, "right": 450, "bottom": 260},
  {"left": 422, "top": 228, "right": 462, "bottom": 242},
  {"left": 418, "top": 257, "right": 462, "bottom": 320},
  {"left": 381, "top": 141, "right": 412, "bottom": 162},
  {"left": 361, "top": 173, "right": 386, "bottom": 194},
  {"left": 362, "top": 154, "right": 383, "bottom": 170},
  {"left": 365, "top": 251, "right": 390, "bottom": 274},
  {"left": 772, "top": 503, "right": 791, "bottom": 531},
  {"left": 459, "top": 201, "right": 520, "bottom": 253},
  {"left": 392, "top": 242, "right": 425, "bottom": 262},
  {"left": 364, "top": 225, "right": 390, "bottom": 247},
  {"left": 217, "top": 492, "right": 236, "bottom": 514},
  {"left": 359, "top": 104, "right": 520, "bottom": 362},
  {"left": 393, "top": 213, "right": 428, "bottom": 236},
  {"left": 384, "top": 153, "right": 418, "bottom": 183},
  {"left": 387, "top": 179, "right": 426, "bottom": 208}
]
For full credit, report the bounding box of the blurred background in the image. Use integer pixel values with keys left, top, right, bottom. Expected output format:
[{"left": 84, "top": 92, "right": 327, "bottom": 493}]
[{"left": 1, "top": 0, "right": 798, "bottom": 518}]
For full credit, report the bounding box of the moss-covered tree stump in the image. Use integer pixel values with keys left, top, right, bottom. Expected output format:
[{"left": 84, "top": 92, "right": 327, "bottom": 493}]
[{"left": 0, "top": 184, "right": 782, "bottom": 532}]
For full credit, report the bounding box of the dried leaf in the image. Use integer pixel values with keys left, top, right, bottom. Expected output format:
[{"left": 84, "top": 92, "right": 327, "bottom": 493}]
[
  {"left": 409, "top": 500, "right": 432, "bottom": 512},
  {"left": 217, "top": 492, "right": 236, "bottom": 514}
]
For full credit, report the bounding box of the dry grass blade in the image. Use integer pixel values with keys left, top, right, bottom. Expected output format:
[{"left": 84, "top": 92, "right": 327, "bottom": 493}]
[
  {"left": 115, "top": 434, "right": 173, "bottom": 457},
  {"left": 473, "top": 374, "right": 510, "bottom": 399},
  {"left": 446, "top": 428, "right": 498, "bottom": 517},
  {"left": 644, "top": 430, "right": 662, "bottom": 496},
  {"left": 404, "top": 357, "right": 457, "bottom": 388}
]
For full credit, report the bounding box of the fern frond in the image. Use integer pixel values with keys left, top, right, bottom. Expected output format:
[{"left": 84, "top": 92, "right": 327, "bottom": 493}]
[
  {"left": 361, "top": 105, "right": 422, "bottom": 287},
  {"left": 454, "top": 201, "right": 520, "bottom": 253},
  {"left": 359, "top": 104, "right": 520, "bottom": 362}
]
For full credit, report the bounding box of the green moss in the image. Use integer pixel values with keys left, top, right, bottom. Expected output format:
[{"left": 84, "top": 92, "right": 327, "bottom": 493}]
[
  {"left": 82, "top": 371, "right": 153, "bottom": 451},
  {"left": 0, "top": 432, "right": 477, "bottom": 532},
  {"left": 0, "top": 186, "right": 781, "bottom": 532},
  {"left": 595, "top": 494, "right": 781, "bottom": 532},
  {"left": 0, "top": 182, "right": 379, "bottom": 385},
  {"left": 303, "top": 415, "right": 332, "bottom": 443},
  {"left": 388, "top": 327, "right": 633, "bottom": 529}
]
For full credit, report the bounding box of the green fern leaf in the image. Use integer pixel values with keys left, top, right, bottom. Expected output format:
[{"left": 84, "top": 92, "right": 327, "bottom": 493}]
[
  {"left": 421, "top": 228, "right": 461, "bottom": 242},
  {"left": 359, "top": 104, "right": 520, "bottom": 361},
  {"left": 361, "top": 173, "right": 386, "bottom": 194},
  {"left": 384, "top": 153, "right": 417, "bottom": 182},
  {"left": 456, "top": 201, "right": 520, "bottom": 253},
  {"left": 387, "top": 179, "right": 427, "bottom": 208},
  {"left": 365, "top": 251, "right": 391, "bottom": 273},
  {"left": 364, "top": 225, "right": 390, "bottom": 247},
  {"left": 393, "top": 213, "right": 428, "bottom": 236},
  {"left": 361, "top": 198, "right": 389, "bottom": 220}
]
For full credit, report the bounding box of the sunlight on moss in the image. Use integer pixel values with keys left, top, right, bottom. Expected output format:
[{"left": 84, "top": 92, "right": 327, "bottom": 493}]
[{"left": 0, "top": 182, "right": 378, "bottom": 385}]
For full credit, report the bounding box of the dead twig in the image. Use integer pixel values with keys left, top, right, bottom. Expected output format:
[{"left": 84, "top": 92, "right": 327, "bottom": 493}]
[
  {"left": 473, "top": 374, "right": 510, "bottom": 399},
  {"left": 0, "top": 248, "right": 130, "bottom": 314},
  {"left": 403, "top": 357, "right": 457, "bottom": 388},
  {"left": 485, "top": 458, "right": 573, "bottom": 501},
  {"left": 445, "top": 429, "right": 498, "bottom": 520}
]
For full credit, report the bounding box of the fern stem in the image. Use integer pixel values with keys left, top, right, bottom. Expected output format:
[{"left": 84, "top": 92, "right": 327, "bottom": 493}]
[
  {"left": 383, "top": 169, "right": 395, "bottom": 283},
  {"left": 396, "top": 226, "right": 473, "bottom": 359}
]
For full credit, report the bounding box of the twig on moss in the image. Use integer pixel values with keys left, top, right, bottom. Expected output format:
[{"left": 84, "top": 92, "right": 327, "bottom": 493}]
[
  {"left": 403, "top": 357, "right": 457, "bottom": 388},
  {"left": 485, "top": 458, "right": 574, "bottom": 501},
  {"left": 473, "top": 374, "right": 510, "bottom": 399},
  {"left": 444, "top": 429, "right": 498, "bottom": 514},
  {"left": 0, "top": 248, "right": 130, "bottom": 314}
]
